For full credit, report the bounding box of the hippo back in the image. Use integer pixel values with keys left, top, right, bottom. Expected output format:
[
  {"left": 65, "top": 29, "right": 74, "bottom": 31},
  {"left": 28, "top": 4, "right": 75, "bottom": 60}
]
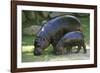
[
  {"left": 62, "top": 31, "right": 83, "bottom": 40},
  {"left": 37, "top": 15, "right": 82, "bottom": 42}
]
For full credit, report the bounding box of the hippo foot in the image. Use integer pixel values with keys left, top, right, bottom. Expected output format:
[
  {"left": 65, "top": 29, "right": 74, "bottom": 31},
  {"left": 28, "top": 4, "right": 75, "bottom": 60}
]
[
  {"left": 74, "top": 51, "right": 79, "bottom": 53},
  {"left": 83, "top": 51, "right": 87, "bottom": 54},
  {"left": 55, "top": 52, "right": 62, "bottom": 55},
  {"left": 55, "top": 51, "right": 64, "bottom": 55}
]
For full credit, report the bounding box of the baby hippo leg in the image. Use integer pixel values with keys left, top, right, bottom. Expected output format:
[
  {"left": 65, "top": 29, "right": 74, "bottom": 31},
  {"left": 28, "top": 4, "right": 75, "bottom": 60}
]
[
  {"left": 82, "top": 42, "right": 87, "bottom": 53},
  {"left": 75, "top": 45, "right": 81, "bottom": 53},
  {"left": 66, "top": 46, "right": 72, "bottom": 54}
]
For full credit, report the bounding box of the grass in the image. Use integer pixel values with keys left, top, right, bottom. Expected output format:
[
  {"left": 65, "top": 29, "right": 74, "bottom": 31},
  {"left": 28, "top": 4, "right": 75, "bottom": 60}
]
[
  {"left": 22, "top": 45, "right": 55, "bottom": 62},
  {"left": 22, "top": 34, "right": 35, "bottom": 45},
  {"left": 22, "top": 45, "right": 90, "bottom": 62},
  {"left": 22, "top": 16, "right": 90, "bottom": 62},
  {"left": 79, "top": 17, "right": 90, "bottom": 44}
]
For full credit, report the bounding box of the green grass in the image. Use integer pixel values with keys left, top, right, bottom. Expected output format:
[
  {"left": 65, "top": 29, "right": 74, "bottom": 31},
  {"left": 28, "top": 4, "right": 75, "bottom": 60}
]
[
  {"left": 22, "top": 16, "right": 90, "bottom": 62},
  {"left": 22, "top": 46, "right": 90, "bottom": 62},
  {"left": 79, "top": 17, "right": 90, "bottom": 44},
  {"left": 22, "top": 45, "right": 55, "bottom": 62},
  {"left": 22, "top": 34, "right": 35, "bottom": 45}
]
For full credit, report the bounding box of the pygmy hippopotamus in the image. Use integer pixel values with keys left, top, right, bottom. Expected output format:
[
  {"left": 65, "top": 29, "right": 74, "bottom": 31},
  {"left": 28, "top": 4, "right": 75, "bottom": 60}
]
[
  {"left": 55, "top": 31, "right": 87, "bottom": 55},
  {"left": 34, "top": 15, "right": 82, "bottom": 55}
]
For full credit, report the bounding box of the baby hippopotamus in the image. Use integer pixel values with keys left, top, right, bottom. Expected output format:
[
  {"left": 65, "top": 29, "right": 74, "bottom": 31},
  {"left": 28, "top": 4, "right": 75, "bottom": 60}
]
[
  {"left": 34, "top": 15, "right": 82, "bottom": 56},
  {"left": 55, "top": 31, "right": 86, "bottom": 55}
]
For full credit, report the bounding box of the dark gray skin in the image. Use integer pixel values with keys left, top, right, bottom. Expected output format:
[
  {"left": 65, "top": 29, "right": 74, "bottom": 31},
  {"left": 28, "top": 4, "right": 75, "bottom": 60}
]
[
  {"left": 55, "top": 31, "right": 86, "bottom": 55},
  {"left": 34, "top": 15, "right": 82, "bottom": 55}
]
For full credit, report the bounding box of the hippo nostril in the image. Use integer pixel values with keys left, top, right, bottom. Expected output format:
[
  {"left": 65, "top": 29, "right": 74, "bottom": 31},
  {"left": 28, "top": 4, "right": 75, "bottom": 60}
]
[{"left": 34, "top": 49, "right": 42, "bottom": 56}]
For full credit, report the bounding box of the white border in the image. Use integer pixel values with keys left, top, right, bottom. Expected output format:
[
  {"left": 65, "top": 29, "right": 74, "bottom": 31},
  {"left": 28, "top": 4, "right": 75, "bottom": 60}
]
[{"left": 17, "top": 5, "right": 94, "bottom": 68}]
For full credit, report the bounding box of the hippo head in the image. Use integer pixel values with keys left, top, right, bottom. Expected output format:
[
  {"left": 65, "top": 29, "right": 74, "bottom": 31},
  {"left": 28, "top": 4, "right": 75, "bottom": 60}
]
[{"left": 34, "top": 36, "right": 50, "bottom": 56}]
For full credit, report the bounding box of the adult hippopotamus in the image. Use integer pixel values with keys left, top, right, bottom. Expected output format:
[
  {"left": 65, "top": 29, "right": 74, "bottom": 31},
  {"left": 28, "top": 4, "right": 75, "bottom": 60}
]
[
  {"left": 55, "top": 31, "right": 86, "bottom": 55},
  {"left": 34, "top": 15, "right": 82, "bottom": 55}
]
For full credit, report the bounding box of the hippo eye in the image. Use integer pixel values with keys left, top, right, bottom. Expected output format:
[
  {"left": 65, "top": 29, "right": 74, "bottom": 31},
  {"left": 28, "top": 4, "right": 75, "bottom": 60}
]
[{"left": 42, "top": 38, "right": 46, "bottom": 41}]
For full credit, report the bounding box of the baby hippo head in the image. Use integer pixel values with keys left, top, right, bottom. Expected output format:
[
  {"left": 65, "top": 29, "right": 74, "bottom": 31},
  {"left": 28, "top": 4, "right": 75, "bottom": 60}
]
[{"left": 34, "top": 37, "right": 49, "bottom": 56}]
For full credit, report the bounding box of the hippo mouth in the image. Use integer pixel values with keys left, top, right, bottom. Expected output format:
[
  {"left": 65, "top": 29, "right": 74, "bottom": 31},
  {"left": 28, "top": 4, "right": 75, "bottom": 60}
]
[{"left": 34, "top": 48, "right": 42, "bottom": 56}]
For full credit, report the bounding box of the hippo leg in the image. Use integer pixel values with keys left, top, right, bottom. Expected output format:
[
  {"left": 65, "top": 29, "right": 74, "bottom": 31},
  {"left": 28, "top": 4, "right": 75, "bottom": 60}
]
[
  {"left": 55, "top": 48, "right": 64, "bottom": 55},
  {"left": 67, "top": 46, "right": 72, "bottom": 54},
  {"left": 75, "top": 45, "right": 81, "bottom": 53},
  {"left": 82, "top": 42, "right": 87, "bottom": 53},
  {"left": 51, "top": 37, "right": 61, "bottom": 54},
  {"left": 52, "top": 41, "right": 58, "bottom": 54}
]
